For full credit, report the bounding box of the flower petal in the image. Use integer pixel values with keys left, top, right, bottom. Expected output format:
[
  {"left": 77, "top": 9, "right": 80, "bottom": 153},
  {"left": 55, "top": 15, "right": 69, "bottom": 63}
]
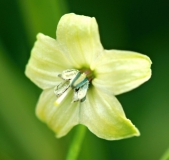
[
  {"left": 36, "top": 88, "right": 80, "bottom": 138},
  {"left": 25, "top": 33, "right": 72, "bottom": 89},
  {"left": 79, "top": 87, "right": 140, "bottom": 140},
  {"left": 92, "top": 50, "right": 152, "bottom": 95},
  {"left": 57, "top": 13, "right": 103, "bottom": 68}
]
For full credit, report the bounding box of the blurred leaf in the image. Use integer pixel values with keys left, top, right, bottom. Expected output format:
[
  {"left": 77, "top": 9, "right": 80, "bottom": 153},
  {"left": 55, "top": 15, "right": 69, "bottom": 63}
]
[
  {"left": 18, "top": 0, "right": 68, "bottom": 44},
  {"left": 0, "top": 42, "right": 66, "bottom": 160},
  {"left": 160, "top": 148, "right": 169, "bottom": 160}
]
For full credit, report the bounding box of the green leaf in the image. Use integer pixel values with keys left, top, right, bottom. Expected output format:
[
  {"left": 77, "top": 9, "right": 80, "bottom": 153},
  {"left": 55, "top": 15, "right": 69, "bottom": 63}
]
[
  {"left": 18, "top": 0, "right": 68, "bottom": 44},
  {"left": 160, "top": 148, "right": 169, "bottom": 160}
]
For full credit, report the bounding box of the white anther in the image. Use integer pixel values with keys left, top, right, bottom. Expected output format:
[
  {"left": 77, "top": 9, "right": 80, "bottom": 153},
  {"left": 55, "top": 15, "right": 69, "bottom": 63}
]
[
  {"left": 58, "top": 69, "right": 79, "bottom": 80},
  {"left": 54, "top": 69, "right": 90, "bottom": 104}
]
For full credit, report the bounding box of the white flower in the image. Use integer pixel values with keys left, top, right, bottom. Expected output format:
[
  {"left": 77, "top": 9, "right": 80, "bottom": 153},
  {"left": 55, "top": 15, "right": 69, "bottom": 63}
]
[{"left": 25, "top": 13, "right": 152, "bottom": 140}]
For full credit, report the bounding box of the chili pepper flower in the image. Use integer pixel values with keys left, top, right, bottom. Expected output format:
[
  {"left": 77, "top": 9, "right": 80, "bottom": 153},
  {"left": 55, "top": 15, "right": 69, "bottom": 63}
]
[{"left": 25, "top": 13, "right": 151, "bottom": 140}]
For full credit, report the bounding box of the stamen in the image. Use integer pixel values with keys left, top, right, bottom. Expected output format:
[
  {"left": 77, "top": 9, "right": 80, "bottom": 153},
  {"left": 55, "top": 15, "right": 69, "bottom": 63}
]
[
  {"left": 80, "top": 69, "right": 93, "bottom": 82},
  {"left": 54, "top": 87, "right": 71, "bottom": 106},
  {"left": 70, "top": 72, "right": 81, "bottom": 86},
  {"left": 54, "top": 80, "right": 70, "bottom": 97},
  {"left": 54, "top": 69, "right": 93, "bottom": 104},
  {"left": 72, "top": 73, "right": 86, "bottom": 88},
  {"left": 73, "top": 77, "right": 88, "bottom": 89},
  {"left": 58, "top": 69, "right": 79, "bottom": 80},
  {"left": 75, "top": 80, "right": 89, "bottom": 102}
]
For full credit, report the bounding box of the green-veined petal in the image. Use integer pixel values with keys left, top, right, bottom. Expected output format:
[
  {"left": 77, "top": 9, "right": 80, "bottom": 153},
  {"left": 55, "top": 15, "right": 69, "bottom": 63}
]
[
  {"left": 57, "top": 13, "right": 103, "bottom": 68},
  {"left": 92, "top": 50, "right": 152, "bottom": 95},
  {"left": 36, "top": 88, "right": 80, "bottom": 138},
  {"left": 25, "top": 33, "right": 72, "bottom": 89},
  {"left": 79, "top": 87, "right": 140, "bottom": 140}
]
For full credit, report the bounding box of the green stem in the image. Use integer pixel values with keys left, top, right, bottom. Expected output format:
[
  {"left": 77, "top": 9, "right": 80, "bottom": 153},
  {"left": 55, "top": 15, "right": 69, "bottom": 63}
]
[
  {"left": 160, "top": 148, "right": 169, "bottom": 160},
  {"left": 66, "top": 125, "right": 87, "bottom": 160}
]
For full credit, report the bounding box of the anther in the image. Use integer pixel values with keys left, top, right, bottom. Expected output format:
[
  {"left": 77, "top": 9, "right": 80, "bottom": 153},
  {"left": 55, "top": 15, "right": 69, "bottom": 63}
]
[{"left": 54, "top": 69, "right": 91, "bottom": 104}]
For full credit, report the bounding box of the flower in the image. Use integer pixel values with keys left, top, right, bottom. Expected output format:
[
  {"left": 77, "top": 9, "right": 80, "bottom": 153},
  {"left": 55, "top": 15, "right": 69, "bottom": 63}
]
[{"left": 25, "top": 13, "right": 151, "bottom": 140}]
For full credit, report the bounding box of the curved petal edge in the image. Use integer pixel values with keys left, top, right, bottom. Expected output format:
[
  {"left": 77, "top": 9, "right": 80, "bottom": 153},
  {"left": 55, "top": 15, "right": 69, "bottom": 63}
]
[
  {"left": 92, "top": 50, "right": 152, "bottom": 95},
  {"left": 79, "top": 87, "right": 140, "bottom": 140}
]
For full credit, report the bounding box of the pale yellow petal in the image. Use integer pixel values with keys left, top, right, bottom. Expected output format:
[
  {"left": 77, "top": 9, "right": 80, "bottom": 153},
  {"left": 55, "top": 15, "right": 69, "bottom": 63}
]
[
  {"left": 79, "top": 87, "right": 140, "bottom": 140},
  {"left": 57, "top": 13, "right": 103, "bottom": 68},
  {"left": 25, "top": 33, "right": 72, "bottom": 89},
  {"left": 36, "top": 88, "right": 80, "bottom": 138},
  {"left": 92, "top": 50, "right": 152, "bottom": 95}
]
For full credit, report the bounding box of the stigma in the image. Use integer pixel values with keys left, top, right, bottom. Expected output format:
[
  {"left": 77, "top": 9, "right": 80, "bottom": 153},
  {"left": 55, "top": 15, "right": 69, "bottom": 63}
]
[{"left": 54, "top": 69, "right": 91, "bottom": 106}]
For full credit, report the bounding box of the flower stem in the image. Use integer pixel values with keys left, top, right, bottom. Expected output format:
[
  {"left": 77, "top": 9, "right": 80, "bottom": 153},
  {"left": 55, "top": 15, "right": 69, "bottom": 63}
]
[{"left": 66, "top": 125, "right": 87, "bottom": 160}]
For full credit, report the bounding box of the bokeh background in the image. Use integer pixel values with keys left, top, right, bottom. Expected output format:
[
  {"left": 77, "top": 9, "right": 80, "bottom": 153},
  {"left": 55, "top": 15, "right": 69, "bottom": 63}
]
[{"left": 0, "top": 0, "right": 169, "bottom": 160}]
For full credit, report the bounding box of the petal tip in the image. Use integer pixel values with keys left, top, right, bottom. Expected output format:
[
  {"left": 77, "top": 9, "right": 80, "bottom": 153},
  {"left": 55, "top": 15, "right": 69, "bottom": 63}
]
[{"left": 36, "top": 33, "right": 45, "bottom": 39}]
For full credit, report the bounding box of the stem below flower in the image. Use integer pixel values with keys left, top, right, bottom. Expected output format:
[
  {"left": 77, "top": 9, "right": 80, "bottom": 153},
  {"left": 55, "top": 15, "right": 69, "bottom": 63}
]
[{"left": 66, "top": 125, "right": 87, "bottom": 160}]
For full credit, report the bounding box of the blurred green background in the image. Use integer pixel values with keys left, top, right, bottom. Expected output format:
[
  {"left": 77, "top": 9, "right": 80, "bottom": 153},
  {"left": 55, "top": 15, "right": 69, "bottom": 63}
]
[{"left": 0, "top": 0, "right": 169, "bottom": 160}]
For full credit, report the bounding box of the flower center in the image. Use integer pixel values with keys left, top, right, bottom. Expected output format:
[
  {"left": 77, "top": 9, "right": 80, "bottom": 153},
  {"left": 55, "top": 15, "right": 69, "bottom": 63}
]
[{"left": 54, "top": 69, "right": 93, "bottom": 106}]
